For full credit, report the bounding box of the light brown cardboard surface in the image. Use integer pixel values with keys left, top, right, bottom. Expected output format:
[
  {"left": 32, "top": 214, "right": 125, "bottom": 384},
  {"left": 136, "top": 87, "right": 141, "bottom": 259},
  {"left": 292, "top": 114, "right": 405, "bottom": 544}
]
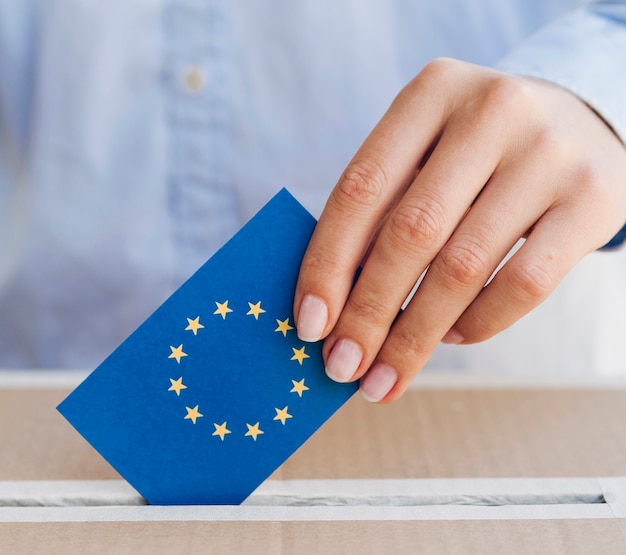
[
  {"left": 1, "top": 519, "right": 626, "bottom": 555},
  {"left": 2, "top": 387, "right": 626, "bottom": 480},
  {"left": 2, "top": 381, "right": 626, "bottom": 553}
]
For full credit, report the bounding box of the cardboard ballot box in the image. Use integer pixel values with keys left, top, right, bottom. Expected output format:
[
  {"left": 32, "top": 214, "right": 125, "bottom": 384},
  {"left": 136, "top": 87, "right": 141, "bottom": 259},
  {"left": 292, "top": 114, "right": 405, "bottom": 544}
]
[{"left": 1, "top": 370, "right": 626, "bottom": 554}]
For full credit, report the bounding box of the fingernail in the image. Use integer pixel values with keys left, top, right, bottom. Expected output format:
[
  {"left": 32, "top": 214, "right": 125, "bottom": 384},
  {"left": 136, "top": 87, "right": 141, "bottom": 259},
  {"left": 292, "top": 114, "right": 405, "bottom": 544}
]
[
  {"left": 441, "top": 328, "right": 464, "bottom": 345},
  {"left": 359, "top": 363, "right": 398, "bottom": 403},
  {"left": 297, "top": 295, "right": 328, "bottom": 342},
  {"left": 325, "top": 339, "right": 363, "bottom": 383}
]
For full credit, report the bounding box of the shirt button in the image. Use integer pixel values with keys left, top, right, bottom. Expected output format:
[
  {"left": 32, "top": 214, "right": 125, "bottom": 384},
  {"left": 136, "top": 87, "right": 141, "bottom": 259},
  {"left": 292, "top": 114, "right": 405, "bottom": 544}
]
[{"left": 182, "top": 66, "right": 206, "bottom": 94}]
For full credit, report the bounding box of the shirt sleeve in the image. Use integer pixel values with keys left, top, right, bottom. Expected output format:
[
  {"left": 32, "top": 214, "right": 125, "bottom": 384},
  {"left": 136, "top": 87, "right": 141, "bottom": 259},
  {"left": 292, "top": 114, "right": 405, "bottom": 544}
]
[{"left": 496, "top": 1, "right": 626, "bottom": 145}]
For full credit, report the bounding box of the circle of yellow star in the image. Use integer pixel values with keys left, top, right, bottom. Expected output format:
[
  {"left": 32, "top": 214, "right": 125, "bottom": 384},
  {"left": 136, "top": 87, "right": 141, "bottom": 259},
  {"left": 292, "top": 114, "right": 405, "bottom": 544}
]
[
  {"left": 273, "top": 406, "right": 293, "bottom": 425},
  {"left": 274, "top": 318, "right": 294, "bottom": 337},
  {"left": 290, "top": 379, "right": 309, "bottom": 397},
  {"left": 214, "top": 300, "right": 233, "bottom": 319},
  {"left": 291, "top": 346, "right": 310, "bottom": 365},
  {"left": 246, "top": 301, "right": 266, "bottom": 320},
  {"left": 212, "top": 422, "right": 231, "bottom": 441},
  {"left": 245, "top": 422, "right": 264, "bottom": 441},
  {"left": 168, "top": 377, "right": 187, "bottom": 396},
  {"left": 185, "top": 316, "right": 205, "bottom": 335},
  {"left": 168, "top": 344, "right": 188, "bottom": 364},
  {"left": 184, "top": 405, "right": 203, "bottom": 424}
]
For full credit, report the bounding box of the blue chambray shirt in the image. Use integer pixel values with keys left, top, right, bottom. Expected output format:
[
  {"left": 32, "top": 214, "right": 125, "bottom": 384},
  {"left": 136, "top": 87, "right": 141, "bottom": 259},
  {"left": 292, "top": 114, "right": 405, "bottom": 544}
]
[{"left": 1, "top": 0, "right": 625, "bottom": 370}]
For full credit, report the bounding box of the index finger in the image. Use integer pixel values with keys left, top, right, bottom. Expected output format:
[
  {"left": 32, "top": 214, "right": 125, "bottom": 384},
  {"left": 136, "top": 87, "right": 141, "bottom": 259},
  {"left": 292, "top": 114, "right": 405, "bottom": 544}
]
[{"left": 294, "top": 64, "right": 450, "bottom": 342}]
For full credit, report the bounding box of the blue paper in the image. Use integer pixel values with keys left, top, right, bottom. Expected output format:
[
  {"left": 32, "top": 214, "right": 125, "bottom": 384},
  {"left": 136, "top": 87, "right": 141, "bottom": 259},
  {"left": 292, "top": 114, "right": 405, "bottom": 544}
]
[{"left": 57, "top": 189, "right": 358, "bottom": 505}]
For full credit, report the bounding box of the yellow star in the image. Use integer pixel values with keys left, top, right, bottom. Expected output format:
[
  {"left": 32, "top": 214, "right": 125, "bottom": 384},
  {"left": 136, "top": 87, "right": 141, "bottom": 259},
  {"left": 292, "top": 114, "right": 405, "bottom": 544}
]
[
  {"left": 168, "top": 377, "right": 187, "bottom": 396},
  {"left": 291, "top": 346, "right": 310, "bottom": 365},
  {"left": 214, "top": 300, "right": 233, "bottom": 319},
  {"left": 274, "top": 317, "right": 294, "bottom": 337},
  {"left": 184, "top": 405, "right": 203, "bottom": 424},
  {"left": 273, "top": 406, "right": 292, "bottom": 425},
  {"left": 245, "top": 422, "right": 264, "bottom": 441},
  {"left": 168, "top": 344, "right": 187, "bottom": 364},
  {"left": 290, "top": 379, "right": 309, "bottom": 397},
  {"left": 246, "top": 301, "right": 266, "bottom": 320},
  {"left": 185, "top": 316, "right": 204, "bottom": 335},
  {"left": 212, "top": 422, "right": 231, "bottom": 441}
]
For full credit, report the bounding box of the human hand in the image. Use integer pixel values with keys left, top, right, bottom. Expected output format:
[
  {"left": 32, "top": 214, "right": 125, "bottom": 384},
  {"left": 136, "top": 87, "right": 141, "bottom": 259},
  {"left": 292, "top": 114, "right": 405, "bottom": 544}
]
[{"left": 294, "top": 58, "right": 626, "bottom": 403}]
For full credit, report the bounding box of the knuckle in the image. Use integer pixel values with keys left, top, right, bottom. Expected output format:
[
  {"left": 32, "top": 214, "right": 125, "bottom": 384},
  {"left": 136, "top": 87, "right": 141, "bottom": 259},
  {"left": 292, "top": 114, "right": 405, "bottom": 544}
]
[
  {"left": 486, "top": 81, "right": 575, "bottom": 164},
  {"left": 568, "top": 158, "right": 606, "bottom": 200},
  {"left": 564, "top": 165, "right": 611, "bottom": 224},
  {"left": 483, "top": 74, "right": 532, "bottom": 114},
  {"left": 402, "top": 58, "right": 462, "bottom": 101},
  {"left": 571, "top": 160, "right": 602, "bottom": 190},
  {"left": 528, "top": 122, "right": 572, "bottom": 164},
  {"left": 386, "top": 198, "right": 446, "bottom": 252},
  {"left": 333, "top": 158, "right": 389, "bottom": 212},
  {"left": 345, "top": 290, "right": 390, "bottom": 328},
  {"left": 300, "top": 249, "right": 346, "bottom": 281},
  {"left": 465, "top": 312, "right": 494, "bottom": 341},
  {"left": 438, "top": 239, "right": 492, "bottom": 289},
  {"left": 390, "top": 324, "right": 430, "bottom": 360},
  {"left": 395, "top": 57, "right": 465, "bottom": 115},
  {"left": 419, "top": 57, "right": 462, "bottom": 85},
  {"left": 470, "top": 75, "right": 540, "bottom": 134},
  {"left": 507, "top": 256, "right": 556, "bottom": 302},
  {"left": 460, "top": 303, "right": 501, "bottom": 342}
]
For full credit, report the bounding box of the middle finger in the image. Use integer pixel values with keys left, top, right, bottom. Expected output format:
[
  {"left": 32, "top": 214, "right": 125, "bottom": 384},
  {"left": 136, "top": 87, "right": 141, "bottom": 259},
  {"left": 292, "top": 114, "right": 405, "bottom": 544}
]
[{"left": 323, "top": 109, "right": 507, "bottom": 383}]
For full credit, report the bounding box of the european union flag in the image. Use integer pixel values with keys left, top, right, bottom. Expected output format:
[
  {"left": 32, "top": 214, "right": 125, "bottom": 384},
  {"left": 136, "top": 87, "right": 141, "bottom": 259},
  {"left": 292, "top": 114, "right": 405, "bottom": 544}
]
[{"left": 57, "top": 189, "right": 358, "bottom": 505}]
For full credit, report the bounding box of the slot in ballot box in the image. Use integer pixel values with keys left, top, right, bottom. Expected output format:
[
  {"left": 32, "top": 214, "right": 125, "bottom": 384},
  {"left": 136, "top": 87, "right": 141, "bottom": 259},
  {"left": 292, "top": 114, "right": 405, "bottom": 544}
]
[{"left": 1, "top": 370, "right": 626, "bottom": 554}]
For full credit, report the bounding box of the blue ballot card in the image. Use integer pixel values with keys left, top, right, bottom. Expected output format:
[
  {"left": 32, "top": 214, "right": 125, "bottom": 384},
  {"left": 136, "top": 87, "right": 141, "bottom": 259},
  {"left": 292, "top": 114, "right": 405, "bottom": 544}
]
[{"left": 57, "top": 189, "right": 358, "bottom": 505}]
